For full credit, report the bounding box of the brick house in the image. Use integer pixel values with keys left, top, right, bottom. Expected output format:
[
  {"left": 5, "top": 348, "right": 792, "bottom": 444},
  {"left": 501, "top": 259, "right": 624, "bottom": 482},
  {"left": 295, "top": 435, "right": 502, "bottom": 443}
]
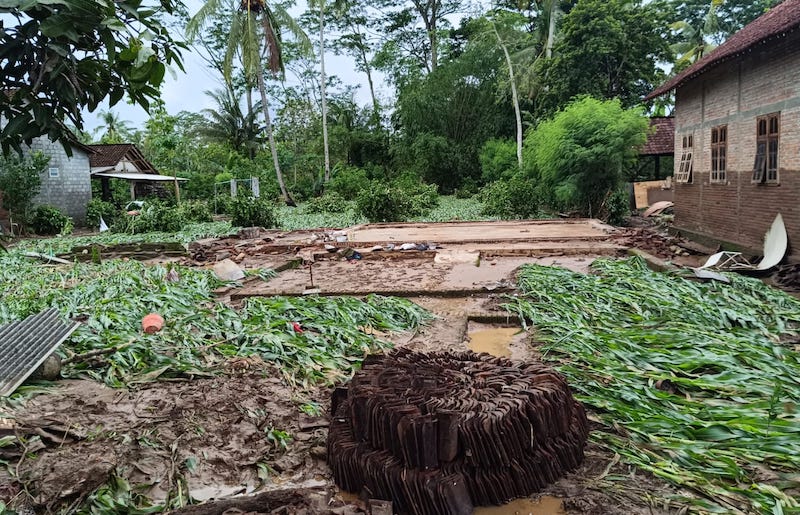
[
  {"left": 646, "top": 0, "right": 800, "bottom": 258},
  {"left": 0, "top": 137, "right": 93, "bottom": 230}
]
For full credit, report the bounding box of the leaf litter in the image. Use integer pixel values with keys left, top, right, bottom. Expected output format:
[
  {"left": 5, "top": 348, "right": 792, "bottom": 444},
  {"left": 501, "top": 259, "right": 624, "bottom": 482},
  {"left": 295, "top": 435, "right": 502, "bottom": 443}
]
[
  {"left": 5, "top": 231, "right": 800, "bottom": 514},
  {"left": 0, "top": 247, "right": 430, "bottom": 513},
  {"left": 504, "top": 256, "right": 800, "bottom": 514}
]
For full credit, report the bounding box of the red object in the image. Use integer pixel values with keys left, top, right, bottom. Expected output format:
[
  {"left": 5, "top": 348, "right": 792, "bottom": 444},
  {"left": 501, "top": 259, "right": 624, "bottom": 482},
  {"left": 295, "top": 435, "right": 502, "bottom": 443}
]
[
  {"left": 142, "top": 313, "right": 165, "bottom": 334},
  {"left": 292, "top": 322, "right": 304, "bottom": 334}
]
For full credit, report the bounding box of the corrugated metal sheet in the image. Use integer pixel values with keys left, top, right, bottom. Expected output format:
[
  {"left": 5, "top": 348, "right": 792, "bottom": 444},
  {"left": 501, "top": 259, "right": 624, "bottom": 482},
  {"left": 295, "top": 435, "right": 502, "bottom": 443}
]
[{"left": 0, "top": 308, "right": 79, "bottom": 396}]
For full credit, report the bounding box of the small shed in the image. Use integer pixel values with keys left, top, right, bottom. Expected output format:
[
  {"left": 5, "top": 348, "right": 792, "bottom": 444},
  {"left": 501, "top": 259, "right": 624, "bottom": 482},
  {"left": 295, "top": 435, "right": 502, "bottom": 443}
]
[{"left": 87, "top": 144, "right": 186, "bottom": 201}]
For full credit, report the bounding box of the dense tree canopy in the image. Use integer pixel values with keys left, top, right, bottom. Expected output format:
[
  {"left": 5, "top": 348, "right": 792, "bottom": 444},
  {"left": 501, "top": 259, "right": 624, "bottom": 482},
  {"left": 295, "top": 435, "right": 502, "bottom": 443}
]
[
  {"left": 537, "top": 0, "right": 671, "bottom": 117},
  {"left": 2, "top": 0, "right": 784, "bottom": 220}
]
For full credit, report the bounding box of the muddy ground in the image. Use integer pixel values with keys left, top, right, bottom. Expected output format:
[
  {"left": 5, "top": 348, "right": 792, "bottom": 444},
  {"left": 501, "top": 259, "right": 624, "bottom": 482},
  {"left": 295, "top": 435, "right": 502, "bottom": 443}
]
[{"left": 1, "top": 219, "right": 714, "bottom": 514}]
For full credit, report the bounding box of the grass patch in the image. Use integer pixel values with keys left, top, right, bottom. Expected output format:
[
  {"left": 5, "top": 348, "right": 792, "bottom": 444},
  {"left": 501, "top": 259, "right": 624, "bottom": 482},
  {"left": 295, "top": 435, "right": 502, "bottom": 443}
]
[
  {"left": 275, "top": 204, "right": 366, "bottom": 230},
  {"left": 504, "top": 257, "right": 800, "bottom": 513},
  {"left": 409, "top": 196, "right": 495, "bottom": 223}
]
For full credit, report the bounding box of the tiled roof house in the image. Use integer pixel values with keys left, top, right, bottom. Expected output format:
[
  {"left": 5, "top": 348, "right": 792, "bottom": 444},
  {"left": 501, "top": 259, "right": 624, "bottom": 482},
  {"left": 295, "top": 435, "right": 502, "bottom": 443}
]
[{"left": 646, "top": 0, "right": 800, "bottom": 257}]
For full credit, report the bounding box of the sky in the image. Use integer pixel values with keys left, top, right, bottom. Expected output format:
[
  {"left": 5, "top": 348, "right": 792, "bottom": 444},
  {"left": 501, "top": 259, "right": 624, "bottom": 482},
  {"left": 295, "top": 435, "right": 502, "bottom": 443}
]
[{"left": 83, "top": 0, "right": 390, "bottom": 134}]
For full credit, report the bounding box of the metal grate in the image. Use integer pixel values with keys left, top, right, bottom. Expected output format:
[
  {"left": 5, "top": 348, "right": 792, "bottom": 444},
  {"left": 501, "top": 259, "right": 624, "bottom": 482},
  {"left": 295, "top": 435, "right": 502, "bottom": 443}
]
[{"left": 0, "top": 308, "right": 79, "bottom": 396}]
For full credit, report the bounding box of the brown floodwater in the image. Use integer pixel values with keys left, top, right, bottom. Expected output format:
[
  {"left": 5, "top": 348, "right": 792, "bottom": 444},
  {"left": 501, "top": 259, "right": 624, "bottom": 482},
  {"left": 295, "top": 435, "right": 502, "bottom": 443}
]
[{"left": 466, "top": 327, "right": 519, "bottom": 358}]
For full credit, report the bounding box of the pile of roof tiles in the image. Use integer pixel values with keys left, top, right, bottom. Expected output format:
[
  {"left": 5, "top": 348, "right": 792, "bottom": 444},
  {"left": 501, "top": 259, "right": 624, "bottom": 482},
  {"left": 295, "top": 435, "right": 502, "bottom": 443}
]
[{"left": 327, "top": 348, "right": 589, "bottom": 514}]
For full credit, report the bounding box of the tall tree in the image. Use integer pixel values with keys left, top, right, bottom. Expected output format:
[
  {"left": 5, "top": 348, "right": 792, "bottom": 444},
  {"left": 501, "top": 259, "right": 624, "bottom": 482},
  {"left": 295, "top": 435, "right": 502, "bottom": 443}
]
[
  {"left": 308, "top": 0, "right": 346, "bottom": 183},
  {"left": 0, "top": 0, "right": 185, "bottom": 155},
  {"left": 200, "top": 87, "right": 262, "bottom": 158},
  {"left": 537, "top": 0, "right": 671, "bottom": 116},
  {"left": 187, "top": 0, "right": 309, "bottom": 205},
  {"left": 330, "top": 0, "right": 382, "bottom": 126},
  {"left": 395, "top": 29, "right": 514, "bottom": 192},
  {"left": 375, "top": 0, "right": 463, "bottom": 76},
  {"left": 669, "top": 0, "right": 721, "bottom": 72},
  {"left": 668, "top": 0, "right": 779, "bottom": 45},
  {"left": 481, "top": 11, "right": 534, "bottom": 170}
]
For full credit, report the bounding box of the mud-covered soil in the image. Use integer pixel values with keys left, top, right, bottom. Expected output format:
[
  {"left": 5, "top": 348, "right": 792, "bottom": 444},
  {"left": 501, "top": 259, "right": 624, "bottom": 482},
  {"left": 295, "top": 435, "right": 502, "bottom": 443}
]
[{"left": 1, "top": 363, "right": 332, "bottom": 513}]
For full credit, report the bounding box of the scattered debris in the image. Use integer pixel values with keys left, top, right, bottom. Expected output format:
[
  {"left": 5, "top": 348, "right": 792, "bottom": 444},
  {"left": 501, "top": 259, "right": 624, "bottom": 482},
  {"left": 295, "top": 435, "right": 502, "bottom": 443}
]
[
  {"left": 773, "top": 263, "right": 800, "bottom": 292},
  {"left": 213, "top": 258, "right": 245, "bottom": 281},
  {"left": 434, "top": 249, "right": 481, "bottom": 266},
  {"left": 691, "top": 268, "right": 731, "bottom": 284},
  {"left": 642, "top": 201, "right": 674, "bottom": 218},
  {"left": 60, "top": 242, "right": 187, "bottom": 262},
  {"left": 699, "top": 214, "right": 787, "bottom": 272},
  {"left": 0, "top": 308, "right": 79, "bottom": 396},
  {"left": 141, "top": 313, "right": 165, "bottom": 334},
  {"left": 21, "top": 252, "right": 72, "bottom": 265}
]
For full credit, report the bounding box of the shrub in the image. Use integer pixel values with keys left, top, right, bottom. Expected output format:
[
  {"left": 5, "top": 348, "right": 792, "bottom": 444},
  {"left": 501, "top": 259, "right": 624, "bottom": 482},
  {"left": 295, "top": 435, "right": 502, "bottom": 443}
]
[
  {"left": 454, "top": 178, "right": 479, "bottom": 199},
  {"left": 176, "top": 200, "right": 213, "bottom": 223},
  {"left": 30, "top": 205, "right": 72, "bottom": 235},
  {"left": 0, "top": 151, "right": 48, "bottom": 230},
  {"left": 230, "top": 196, "right": 277, "bottom": 228},
  {"left": 356, "top": 183, "right": 413, "bottom": 223},
  {"left": 480, "top": 174, "right": 539, "bottom": 219},
  {"left": 526, "top": 96, "right": 648, "bottom": 217},
  {"left": 479, "top": 138, "right": 518, "bottom": 183},
  {"left": 327, "top": 165, "right": 371, "bottom": 199},
  {"left": 86, "top": 199, "right": 118, "bottom": 229},
  {"left": 405, "top": 182, "right": 439, "bottom": 216},
  {"left": 212, "top": 195, "right": 235, "bottom": 215},
  {"left": 112, "top": 201, "right": 184, "bottom": 233},
  {"left": 601, "top": 187, "right": 632, "bottom": 226},
  {"left": 305, "top": 192, "right": 351, "bottom": 213}
]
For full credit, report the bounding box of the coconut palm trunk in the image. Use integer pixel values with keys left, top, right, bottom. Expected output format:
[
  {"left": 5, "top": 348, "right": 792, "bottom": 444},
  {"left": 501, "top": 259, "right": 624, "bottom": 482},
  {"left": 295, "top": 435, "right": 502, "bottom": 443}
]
[
  {"left": 492, "top": 22, "right": 523, "bottom": 169},
  {"left": 319, "top": 0, "right": 331, "bottom": 183},
  {"left": 255, "top": 53, "right": 293, "bottom": 205}
]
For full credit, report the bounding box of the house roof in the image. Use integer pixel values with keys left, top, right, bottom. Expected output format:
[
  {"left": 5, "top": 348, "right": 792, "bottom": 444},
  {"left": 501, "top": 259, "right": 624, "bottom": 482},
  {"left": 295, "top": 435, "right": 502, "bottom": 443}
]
[
  {"left": 641, "top": 117, "right": 675, "bottom": 156},
  {"left": 87, "top": 144, "right": 158, "bottom": 174},
  {"left": 91, "top": 172, "right": 188, "bottom": 182},
  {"left": 646, "top": 0, "right": 800, "bottom": 100}
]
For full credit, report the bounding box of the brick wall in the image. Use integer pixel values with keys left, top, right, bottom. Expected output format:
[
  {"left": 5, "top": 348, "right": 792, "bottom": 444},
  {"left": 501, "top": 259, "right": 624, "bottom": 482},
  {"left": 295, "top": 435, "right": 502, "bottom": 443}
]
[
  {"left": 673, "top": 31, "right": 800, "bottom": 257},
  {"left": 28, "top": 138, "right": 92, "bottom": 224}
]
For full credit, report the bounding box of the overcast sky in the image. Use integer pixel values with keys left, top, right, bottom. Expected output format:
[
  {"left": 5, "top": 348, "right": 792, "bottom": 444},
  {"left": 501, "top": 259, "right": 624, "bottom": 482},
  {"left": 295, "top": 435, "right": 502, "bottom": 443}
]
[{"left": 83, "top": 0, "right": 390, "bottom": 134}]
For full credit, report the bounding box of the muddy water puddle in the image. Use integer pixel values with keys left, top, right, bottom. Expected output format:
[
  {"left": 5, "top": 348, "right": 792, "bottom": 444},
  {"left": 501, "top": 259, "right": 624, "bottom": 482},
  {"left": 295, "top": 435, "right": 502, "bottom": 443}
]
[
  {"left": 474, "top": 496, "right": 566, "bottom": 515},
  {"left": 465, "top": 322, "right": 533, "bottom": 361},
  {"left": 467, "top": 327, "right": 518, "bottom": 357}
]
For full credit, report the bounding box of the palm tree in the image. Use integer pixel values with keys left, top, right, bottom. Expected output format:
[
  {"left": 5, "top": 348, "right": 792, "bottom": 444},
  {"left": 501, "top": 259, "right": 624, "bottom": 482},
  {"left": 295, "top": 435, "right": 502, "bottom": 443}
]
[
  {"left": 96, "top": 110, "right": 133, "bottom": 143},
  {"left": 200, "top": 86, "right": 262, "bottom": 158},
  {"left": 187, "top": 0, "right": 310, "bottom": 205},
  {"left": 671, "top": 0, "right": 722, "bottom": 72}
]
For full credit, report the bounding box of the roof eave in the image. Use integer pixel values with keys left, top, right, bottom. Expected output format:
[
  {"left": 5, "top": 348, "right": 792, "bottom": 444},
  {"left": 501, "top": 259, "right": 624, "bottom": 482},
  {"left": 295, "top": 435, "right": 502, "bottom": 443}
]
[{"left": 645, "top": 24, "right": 800, "bottom": 101}]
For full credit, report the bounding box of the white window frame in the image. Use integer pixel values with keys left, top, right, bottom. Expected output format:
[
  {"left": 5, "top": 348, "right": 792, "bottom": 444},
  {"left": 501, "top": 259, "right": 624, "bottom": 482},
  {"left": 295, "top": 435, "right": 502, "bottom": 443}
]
[
  {"left": 48, "top": 167, "right": 60, "bottom": 178},
  {"left": 675, "top": 134, "right": 693, "bottom": 183}
]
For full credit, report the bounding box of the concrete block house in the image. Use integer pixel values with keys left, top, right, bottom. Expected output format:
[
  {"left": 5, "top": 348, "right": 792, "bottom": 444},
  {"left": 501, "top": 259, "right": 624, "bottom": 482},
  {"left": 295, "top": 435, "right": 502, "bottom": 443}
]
[
  {"left": 0, "top": 137, "right": 93, "bottom": 229},
  {"left": 646, "top": 0, "right": 800, "bottom": 258}
]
